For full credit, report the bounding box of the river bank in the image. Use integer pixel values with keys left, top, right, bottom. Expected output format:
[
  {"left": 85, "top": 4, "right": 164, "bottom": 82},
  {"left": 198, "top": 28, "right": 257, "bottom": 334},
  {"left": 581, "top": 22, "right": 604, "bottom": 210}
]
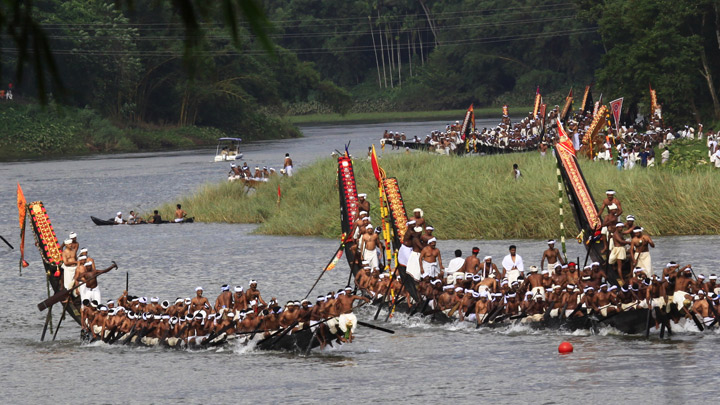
[
  {"left": 158, "top": 151, "right": 720, "bottom": 239},
  {"left": 0, "top": 102, "right": 301, "bottom": 160},
  {"left": 286, "top": 106, "right": 530, "bottom": 125}
]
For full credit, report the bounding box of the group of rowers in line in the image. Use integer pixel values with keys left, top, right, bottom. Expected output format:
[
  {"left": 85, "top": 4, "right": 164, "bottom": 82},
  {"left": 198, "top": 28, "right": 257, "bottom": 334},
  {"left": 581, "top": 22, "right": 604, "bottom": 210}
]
[
  {"left": 80, "top": 281, "right": 370, "bottom": 348},
  {"left": 347, "top": 199, "right": 717, "bottom": 328},
  {"left": 227, "top": 153, "right": 295, "bottom": 183}
]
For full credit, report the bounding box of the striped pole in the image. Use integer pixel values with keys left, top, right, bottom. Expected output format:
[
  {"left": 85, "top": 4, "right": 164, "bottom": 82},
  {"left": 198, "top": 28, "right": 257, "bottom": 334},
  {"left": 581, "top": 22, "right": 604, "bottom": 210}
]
[{"left": 556, "top": 162, "right": 568, "bottom": 262}]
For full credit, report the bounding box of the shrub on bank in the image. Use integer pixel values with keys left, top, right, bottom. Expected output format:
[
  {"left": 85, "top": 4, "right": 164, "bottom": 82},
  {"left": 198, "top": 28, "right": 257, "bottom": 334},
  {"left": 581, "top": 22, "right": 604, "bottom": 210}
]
[{"left": 162, "top": 151, "right": 720, "bottom": 239}]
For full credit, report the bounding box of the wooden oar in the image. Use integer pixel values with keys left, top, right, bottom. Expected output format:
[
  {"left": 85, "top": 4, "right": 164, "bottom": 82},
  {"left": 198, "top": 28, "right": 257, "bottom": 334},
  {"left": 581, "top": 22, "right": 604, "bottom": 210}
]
[
  {"left": 0, "top": 234, "right": 14, "bottom": 250},
  {"left": 384, "top": 296, "right": 405, "bottom": 322},
  {"left": 37, "top": 262, "right": 118, "bottom": 311},
  {"left": 542, "top": 301, "right": 555, "bottom": 321},
  {"left": 304, "top": 241, "right": 344, "bottom": 300},
  {"left": 357, "top": 320, "right": 394, "bottom": 334},
  {"left": 51, "top": 299, "right": 72, "bottom": 341},
  {"left": 266, "top": 321, "right": 299, "bottom": 349},
  {"left": 683, "top": 307, "right": 704, "bottom": 331}
]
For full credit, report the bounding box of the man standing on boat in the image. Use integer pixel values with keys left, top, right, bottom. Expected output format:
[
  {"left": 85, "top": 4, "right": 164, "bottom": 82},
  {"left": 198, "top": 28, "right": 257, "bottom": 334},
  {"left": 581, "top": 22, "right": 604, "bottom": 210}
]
[
  {"left": 174, "top": 204, "right": 187, "bottom": 223},
  {"left": 540, "top": 240, "right": 564, "bottom": 271},
  {"left": 361, "top": 225, "right": 383, "bottom": 271},
  {"left": 630, "top": 228, "right": 654, "bottom": 277},
  {"left": 502, "top": 245, "right": 524, "bottom": 284},
  {"left": 357, "top": 193, "right": 370, "bottom": 213},
  {"left": 419, "top": 238, "right": 443, "bottom": 278},
  {"left": 600, "top": 190, "right": 623, "bottom": 218},
  {"left": 61, "top": 238, "right": 78, "bottom": 293},
  {"left": 77, "top": 261, "right": 118, "bottom": 305},
  {"left": 283, "top": 153, "right": 293, "bottom": 177}
]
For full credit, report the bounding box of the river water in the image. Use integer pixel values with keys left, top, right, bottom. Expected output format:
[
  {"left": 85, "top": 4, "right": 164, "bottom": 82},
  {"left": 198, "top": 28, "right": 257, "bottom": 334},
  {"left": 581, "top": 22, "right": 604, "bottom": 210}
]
[{"left": 1, "top": 119, "right": 718, "bottom": 404}]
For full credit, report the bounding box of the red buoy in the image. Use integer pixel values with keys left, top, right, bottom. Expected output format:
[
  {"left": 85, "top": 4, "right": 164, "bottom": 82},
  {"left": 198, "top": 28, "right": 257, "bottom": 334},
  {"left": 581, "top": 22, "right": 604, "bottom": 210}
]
[{"left": 558, "top": 341, "right": 573, "bottom": 354}]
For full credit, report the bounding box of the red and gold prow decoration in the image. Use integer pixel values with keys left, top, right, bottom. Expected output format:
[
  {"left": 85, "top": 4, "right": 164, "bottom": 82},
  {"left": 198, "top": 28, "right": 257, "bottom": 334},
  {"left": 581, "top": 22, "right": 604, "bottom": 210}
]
[
  {"left": 581, "top": 85, "right": 591, "bottom": 112},
  {"left": 533, "top": 86, "right": 542, "bottom": 118},
  {"left": 337, "top": 155, "right": 359, "bottom": 243},
  {"left": 27, "top": 201, "right": 63, "bottom": 268},
  {"left": 382, "top": 177, "right": 408, "bottom": 245},
  {"left": 370, "top": 145, "right": 394, "bottom": 270},
  {"left": 555, "top": 119, "right": 601, "bottom": 230},
  {"left": 17, "top": 183, "right": 30, "bottom": 272}
]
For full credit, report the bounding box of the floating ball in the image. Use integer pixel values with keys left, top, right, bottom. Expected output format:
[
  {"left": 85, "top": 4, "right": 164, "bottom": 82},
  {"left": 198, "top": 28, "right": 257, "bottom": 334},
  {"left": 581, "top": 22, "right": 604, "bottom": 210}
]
[{"left": 558, "top": 341, "right": 573, "bottom": 354}]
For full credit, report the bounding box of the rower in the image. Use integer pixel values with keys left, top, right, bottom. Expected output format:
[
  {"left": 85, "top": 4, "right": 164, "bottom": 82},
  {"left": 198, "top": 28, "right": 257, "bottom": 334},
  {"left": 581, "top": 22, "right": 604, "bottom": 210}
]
[
  {"left": 600, "top": 190, "right": 623, "bottom": 217},
  {"left": 190, "top": 287, "right": 211, "bottom": 314},
  {"left": 245, "top": 280, "right": 266, "bottom": 308},
  {"left": 77, "top": 261, "right": 117, "bottom": 307},
  {"left": 174, "top": 204, "right": 187, "bottom": 223},
  {"left": 61, "top": 238, "right": 78, "bottom": 294},
  {"left": 419, "top": 238, "right": 443, "bottom": 279},
  {"left": 540, "top": 240, "right": 564, "bottom": 271},
  {"left": 411, "top": 208, "right": 426, "bottom": 228},
  {"left": 149, "top": 210, "right": 163, "bottom": 224},
  {"left": 357, "top": 193, "right": 370, "bottom": 214},
  {"left": 214, "top": 284, "right": 233, "bottom": 315},
  {"left": 333, "top": 287, "right": 370, "bottom": 343},
  {"left": 114, "top": 212, "right": 126, "bottom": 224},
  {"left": 502, "top": 245, "right": 524, "bottom": 284},
  {"left": 420, "top": 226, "right": 435, "bottom": 245},
  {"left": 360, "top": 225, "right": 383, "bottom": 271},
  {"left": 629, "top": 227, "right": 654, "bottom": 278},
  {"left": 233, "top": 286, "right": 247, "bottom": 312}
]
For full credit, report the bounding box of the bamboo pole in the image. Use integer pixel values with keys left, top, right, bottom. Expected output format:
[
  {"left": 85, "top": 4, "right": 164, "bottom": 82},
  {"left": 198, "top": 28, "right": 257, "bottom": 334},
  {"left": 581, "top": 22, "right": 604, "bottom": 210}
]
[
  {"left": 368, "top": 16, "right": 382, "bottom": 89},
  {"left": 556, "top": 157, "right": 567, "bottom": 261}
]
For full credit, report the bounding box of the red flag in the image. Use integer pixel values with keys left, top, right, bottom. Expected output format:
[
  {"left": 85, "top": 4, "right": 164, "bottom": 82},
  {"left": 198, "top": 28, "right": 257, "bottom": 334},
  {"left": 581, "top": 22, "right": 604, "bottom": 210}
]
[
  {"left": 324, "top": 248, "right": 344, "bottom": 272},
  {"left": 17, "top": 183, "right": 29, "bottom": 269},
  {"left": 470, "top": 104, "right": 475, "bottom": 131},
  {"left": 556, "top": 119, "right": 575, "bottom": 156},
  {"left": 277, "top": 185, "right": 281, "bottom": 203},
  {"left": 610, "top": 98, "right": 623, "bottom": 134},
  {"left": 370, "top": 144, "right": 382, "bottom": 183}
]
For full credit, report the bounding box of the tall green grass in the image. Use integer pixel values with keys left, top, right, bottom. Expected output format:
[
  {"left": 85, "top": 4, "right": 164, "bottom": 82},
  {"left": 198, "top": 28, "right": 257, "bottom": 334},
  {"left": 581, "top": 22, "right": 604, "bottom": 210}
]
[{"left": 162, "top": 151, "right": 720, "bottom": 239}]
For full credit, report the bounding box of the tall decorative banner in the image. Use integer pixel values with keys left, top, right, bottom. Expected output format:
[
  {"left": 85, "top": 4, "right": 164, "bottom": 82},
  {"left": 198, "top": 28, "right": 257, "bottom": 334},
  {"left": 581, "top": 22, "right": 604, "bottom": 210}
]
[
  {"left": 593, "top": 93, "right": 603, "bottom": 117},
  {"left": 460, "top": 104, "right": 474, "bottom": 139},
  {"left": 581, "top": 85, "right": 593, "bottom": 113},
  {"left": 533, "top": 86, "right": 541, "bottom": 118},
  {"left": 583, "top": 105, "right": 608, "bottom": 158},
  {"left": 337, "top": 155, "right": 359, "bottom": 243},
  {"left": 371, "top": 145, "right": 396, "bottom": 270},
  {"left": 560, "top": 88, "right": 573, "bottom": 122},
  {"left": 610, "top": 98, "right": 623, "bottom": 135},
  {"left": 382, "top": 177, "right": 408, "bottom": 249},
  {"left": 649, "top": 84, "right": 658, "bottom": 117},
  {"left": 16, "top": 183, "right": 28, "bottom": 271},
  {"left": 555, "top": 120, "right": 601, "bottom": 230}
]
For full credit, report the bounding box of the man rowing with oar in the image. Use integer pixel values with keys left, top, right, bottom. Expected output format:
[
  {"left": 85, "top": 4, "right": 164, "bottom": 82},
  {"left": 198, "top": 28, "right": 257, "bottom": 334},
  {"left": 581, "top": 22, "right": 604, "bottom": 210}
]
[
  {"left": 246, "top": 280, "right": 267, "bottom": 309},
  {"left": 332, "top": 287, "right": 370, "bottom": 343},
  {"left": 77, "top": 261, "right": 117, "bottom": 305},
  {"left": 214, "top": 285, "right": 232, "bottom": 316},
  {"left": 190, "top": 287, "right": 211, "bottom": 314}
]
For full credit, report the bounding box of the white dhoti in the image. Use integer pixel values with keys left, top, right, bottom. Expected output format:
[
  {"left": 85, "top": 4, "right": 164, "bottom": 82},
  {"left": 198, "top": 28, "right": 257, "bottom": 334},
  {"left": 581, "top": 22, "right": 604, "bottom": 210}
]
[
  {"left": 530, "top": 286, "right": 546, "bottom": 300},
  {"left": 598, "top": 303, "right": 611, "bottom": 317},
  {"left": 506, "top": 269, "right": 521, "bottom": 284},
  {"left": 476, "top": 285, "right": 490, "bottom": 294},
  {"left": 422, "top": 261, "right": 441, "bottom": 278},
  {"left": 651, "top": 296, "right": 667, "bottom": 309},
  {"left": 635, "top": 252, "right": 652, "bottom": 276},
  {"left": 673, "top": 290, "right": 690, "bottom": 309},
  {"left": 549, "top": 308, "right": 560, "bottom": 318},
  {"left": 174, "top": 218, "right": 185, "bottom": 223},
  {"left": 406, "top": 251, "right": 422, "bottom": 281},
  {"left": 398, "top": 245, "right": 412, "bottom": 266},
  {"left": 609, "top": 246, "right": 626, "bottom": 264},
  {"left": 521, "top": 313, "right": 544, "bottom": 323},
  {"left": 327, "top": 317, "right": 340, "bottom": 334},
  {"left": 62, "top": 264, "right": 77, "bottom": 291},
  {"left": 82, "top": 286, "right": 101, "bottom": 304},
  {"left": 703, "top": 316, "right": 715, "bottom": 326},
  {"left": 363, "top": 248, "right": 379, "bottom": 270},
  {"left": 338, "top": 313, "right": 357, "bottom": 334},
  {"left": 465, "top": 313, "right": 477, "bottom": 323},
  {"left": 285, "top": 165, "right": 293, "bottom": 176}
]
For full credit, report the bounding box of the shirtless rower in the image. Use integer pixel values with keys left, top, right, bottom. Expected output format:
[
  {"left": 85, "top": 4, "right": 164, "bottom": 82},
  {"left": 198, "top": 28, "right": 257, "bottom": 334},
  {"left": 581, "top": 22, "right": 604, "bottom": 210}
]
[
  {"left": 672, "top": 266, "right": 696, "bottom": 311},
  {"left": 420, "top": 226, "right": 435, "bottom": 245},
  {"left": 523, "top": 266, "right": 545, "bottom": 300},
  {"left": 233, "top": 286, "right": 247, "bottom": 312},
  {"left": 629, "top": 228, "right": 654, "bottom": 277},
  {"left": 361, "top": 225, "right": 383, "bottom": 270},
  {"left": 595, "top": 284, "right": 619, "bottom": 316},
  {"left": 279, "top": 302, "right": 300, "bottom": 328},
  {"left": 245, "top": 280, "right": 267, "bottom": 308},
  {"left": 473, "top": 292, "right": 492, "bottom": 324},
  {"left": 333, "top": 287, "right": 370, "bottom": 342},
  {"left": 600, "top": 190, "right": 623, "bottom": 217},
  {"left": 461, "top": 247, "right": 481, "bottom": 276},
  {"left": 411, "top": 208, "right": 426, "bottom": 229},
  {"left": 61, "top": 238, "right": 78, "bottom": 294},
  {"left": 608, "top": 223, "right": 629, "bottom": 282},
  {"left": 419, "top": 238, "right": 443, "bottom": 278},
  {"left": 174, "top": 204, "right": 187, "bottom": 223},
  {"left": 691, "top": 293, "right": 713, "bottom": 326},
  {"left": 437, "top": 286, "right": 459, "bottom": 312},
  {"left": 540, "top": 240, "right": 564, "bottom": 271},
  {"left": 214, "top": 285, "right": 233, "bottom": 315},
  {"left": 77, "top": 261, "right": 117, "bottom": 305},
  {"left": 283, "top": 153, "right": 293, "bottom": 177},
  {"left": 561, "top": 284, "right": 580, "bottom": 318},
  {"left": 357, "top": 193, "right": 370, "bottom": 214},
  {"left": 405, "top": 225, "right": 425, "bottom": 280},
  {"left": 190, "top": 287, "right": 211, "bottom": 314}
]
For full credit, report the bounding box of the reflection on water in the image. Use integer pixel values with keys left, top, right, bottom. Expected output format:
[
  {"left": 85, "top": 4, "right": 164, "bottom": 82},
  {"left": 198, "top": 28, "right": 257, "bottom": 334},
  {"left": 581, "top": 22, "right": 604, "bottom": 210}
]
[{"left": 0, "top": 120, "right": 718, "bottom": 403}]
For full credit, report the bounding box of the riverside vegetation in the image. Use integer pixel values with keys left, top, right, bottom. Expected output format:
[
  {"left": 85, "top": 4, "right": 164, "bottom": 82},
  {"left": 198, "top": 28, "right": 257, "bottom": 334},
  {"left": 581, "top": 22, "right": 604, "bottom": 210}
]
[{"left": 158, "top": 147, "right": 720, "bottom": 240}]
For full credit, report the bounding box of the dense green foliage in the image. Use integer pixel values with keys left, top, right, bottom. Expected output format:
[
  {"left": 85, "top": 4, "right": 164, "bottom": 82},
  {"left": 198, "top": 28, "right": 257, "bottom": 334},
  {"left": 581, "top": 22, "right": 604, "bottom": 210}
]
[
  {"left": 161, "top": 152, "right": 720, "bottom": 239},
  {"left": 0, "top": 102, "right": 227, "bottom": 158}
]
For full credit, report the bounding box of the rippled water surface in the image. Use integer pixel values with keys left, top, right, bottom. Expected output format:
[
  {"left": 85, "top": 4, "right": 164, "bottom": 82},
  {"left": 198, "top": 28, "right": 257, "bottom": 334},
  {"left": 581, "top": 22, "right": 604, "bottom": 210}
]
[{"left": 1, "top": 120, "right": 718, "bottom": 404}]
